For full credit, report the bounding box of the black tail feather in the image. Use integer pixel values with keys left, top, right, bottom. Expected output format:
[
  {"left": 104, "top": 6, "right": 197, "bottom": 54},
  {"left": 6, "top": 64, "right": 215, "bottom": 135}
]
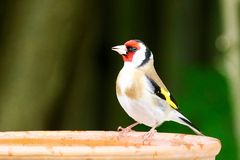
[{"left": 179, "top": 117, "right": 203, "bottom": 135}]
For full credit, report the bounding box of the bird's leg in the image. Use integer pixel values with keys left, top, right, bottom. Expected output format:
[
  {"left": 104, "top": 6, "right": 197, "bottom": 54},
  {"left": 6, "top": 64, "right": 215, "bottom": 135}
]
[{"left": 117, "top": 122, "right": 140, "bottom": 135}]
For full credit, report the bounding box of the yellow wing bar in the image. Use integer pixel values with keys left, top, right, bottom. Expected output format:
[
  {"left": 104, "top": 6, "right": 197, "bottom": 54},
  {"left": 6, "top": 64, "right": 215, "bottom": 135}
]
[{"left": 160, "top": 88, "right": 178, "bottom": 110}]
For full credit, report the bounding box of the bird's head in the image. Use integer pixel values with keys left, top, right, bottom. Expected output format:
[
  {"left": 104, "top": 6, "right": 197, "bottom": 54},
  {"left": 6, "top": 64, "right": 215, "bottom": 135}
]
[{"left": 112, "top": 39, "right": 153, "bottom": 68}]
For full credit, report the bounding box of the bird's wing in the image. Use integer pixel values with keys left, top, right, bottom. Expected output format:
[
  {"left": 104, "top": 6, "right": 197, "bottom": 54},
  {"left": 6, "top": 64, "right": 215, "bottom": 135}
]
[
  {"left": 139, "top": 59, "right": 178, "bottom": 110},
  {"left": 146, "top": 75, "right": 179, "bottom": 110},
  {"left": 140, "top": 59, "right": 169, "bottom": 92}
]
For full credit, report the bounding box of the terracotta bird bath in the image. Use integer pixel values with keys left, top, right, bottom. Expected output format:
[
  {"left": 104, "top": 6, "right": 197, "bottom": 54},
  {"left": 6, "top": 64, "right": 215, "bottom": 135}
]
[{"left": 0, "top": 131, "right": 221, "bottom": 159}]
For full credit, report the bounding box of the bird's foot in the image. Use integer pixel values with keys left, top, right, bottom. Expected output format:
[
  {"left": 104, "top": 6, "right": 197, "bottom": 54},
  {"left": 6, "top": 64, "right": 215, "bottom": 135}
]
[
  {"left": 142, "top": 128, "right": 157, "bottom": 144},
  {"left": 117, "top": 122, "right": 139, "bottom": 137},
  {"left": 117, "top": 125, "right": 134, "bottom": 136}
]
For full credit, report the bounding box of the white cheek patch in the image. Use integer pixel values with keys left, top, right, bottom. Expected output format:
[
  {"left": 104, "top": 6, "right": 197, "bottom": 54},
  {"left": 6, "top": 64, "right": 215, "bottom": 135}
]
[
  {"left": 133, "top": 51, "right": 145, "bottom": 62},
  {"left": 131, "top": 44, "right": 147, "bottom": 67}
]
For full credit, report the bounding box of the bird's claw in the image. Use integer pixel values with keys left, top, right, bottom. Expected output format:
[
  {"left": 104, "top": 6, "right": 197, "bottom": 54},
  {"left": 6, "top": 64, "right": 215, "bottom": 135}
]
[
  {"left": 117, "top": 126, "right": 135, "bottom": 138},
  {"left": 117, "top": 126, "right": 133, "bottom": 134},
  {"left": 142, "top": 129, "right": 157, "bottom": 144},
  {"left": 117, "top": 126, "right": 124, "bottom": 131}
]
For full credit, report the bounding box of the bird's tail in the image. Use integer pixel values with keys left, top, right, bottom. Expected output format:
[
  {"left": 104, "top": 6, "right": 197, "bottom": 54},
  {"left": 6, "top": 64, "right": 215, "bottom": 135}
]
[{"left": 168, "top": 110, "right": 203, "bottom": 135}]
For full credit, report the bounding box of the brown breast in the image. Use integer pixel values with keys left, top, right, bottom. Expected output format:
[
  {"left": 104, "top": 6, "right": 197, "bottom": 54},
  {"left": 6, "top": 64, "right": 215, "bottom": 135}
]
[{"left": 116, "top": 69, "right": 144, "bottom": 100}]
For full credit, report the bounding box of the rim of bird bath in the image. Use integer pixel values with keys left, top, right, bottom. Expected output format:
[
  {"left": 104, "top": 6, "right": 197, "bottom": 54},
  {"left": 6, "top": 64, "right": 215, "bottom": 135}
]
[{"left": 0, "top": 130, "right": 221, "bottom": 159}]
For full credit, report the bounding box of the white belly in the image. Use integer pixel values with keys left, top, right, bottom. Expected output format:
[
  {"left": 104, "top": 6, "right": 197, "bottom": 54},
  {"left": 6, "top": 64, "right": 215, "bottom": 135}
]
[{"left": 117, "top": 94, "right": 167, "bottom": 127}]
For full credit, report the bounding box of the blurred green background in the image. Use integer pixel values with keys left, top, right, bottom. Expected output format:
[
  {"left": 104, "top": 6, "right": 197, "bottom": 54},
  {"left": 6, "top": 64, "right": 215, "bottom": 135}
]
[{"left": 0, "top": 0, "right": 239, "bottom": 159}]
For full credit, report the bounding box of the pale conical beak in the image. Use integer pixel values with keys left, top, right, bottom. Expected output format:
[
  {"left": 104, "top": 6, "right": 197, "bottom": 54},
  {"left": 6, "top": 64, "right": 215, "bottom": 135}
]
[{"left": 111, "top": 45, "right": 127, "bottom": 55}]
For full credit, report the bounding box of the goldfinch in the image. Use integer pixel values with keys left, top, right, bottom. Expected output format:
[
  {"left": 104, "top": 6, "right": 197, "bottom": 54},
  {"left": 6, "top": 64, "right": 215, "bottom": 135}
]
[{"left": 112, "top": 39, "right": 202, "bottom": 136}]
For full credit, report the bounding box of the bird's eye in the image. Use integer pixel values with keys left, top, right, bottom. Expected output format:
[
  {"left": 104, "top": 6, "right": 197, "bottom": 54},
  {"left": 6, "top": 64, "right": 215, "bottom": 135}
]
[{"left": 127, "top": 46, "right": 137, "bottom": 52}]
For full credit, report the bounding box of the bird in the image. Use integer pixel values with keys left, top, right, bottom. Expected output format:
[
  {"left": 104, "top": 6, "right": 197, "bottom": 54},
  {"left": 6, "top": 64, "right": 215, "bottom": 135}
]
[{"left": 112, "top": 39, "right": 202, "bottom": 137}]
